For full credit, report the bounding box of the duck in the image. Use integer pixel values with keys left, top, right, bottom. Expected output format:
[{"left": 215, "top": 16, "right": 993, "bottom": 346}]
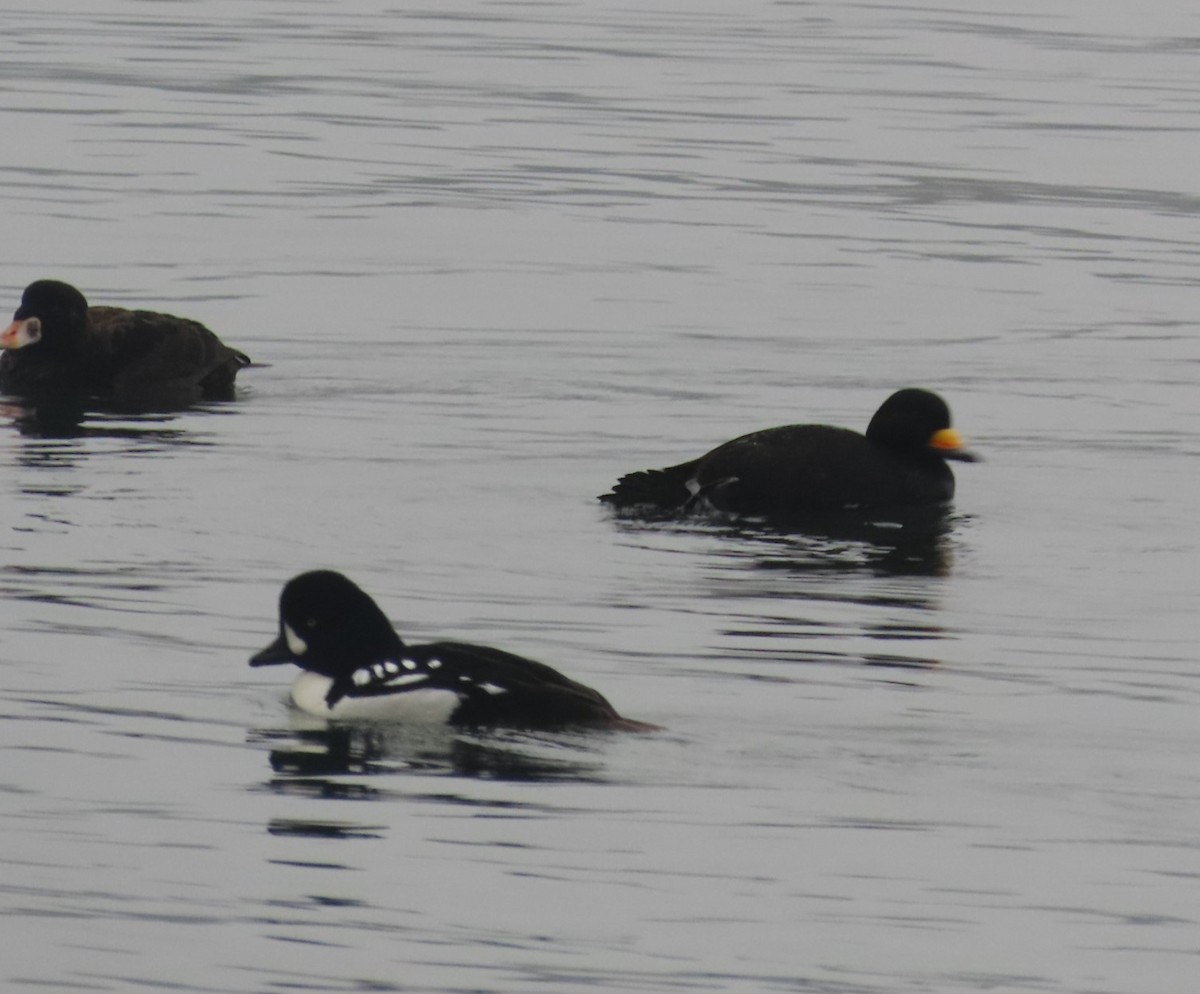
[
  {"left": 599, "top": 388, "right": 977, "bottom": 515},
  {"left": 250, "top": 570, "right": 651, "bottom": 730},
  {"left": 0, "top": 279, "right": 250, "bottom": 406}
]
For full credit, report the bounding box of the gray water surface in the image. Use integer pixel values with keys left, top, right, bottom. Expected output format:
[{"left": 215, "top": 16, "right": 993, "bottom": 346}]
[{"left": 2, "top": 2, "right": 1199, "bottom": 992}]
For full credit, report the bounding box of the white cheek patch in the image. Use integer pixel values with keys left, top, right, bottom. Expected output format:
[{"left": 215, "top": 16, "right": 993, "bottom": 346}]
[{"left": 283, "top": 623, "right": 307, "bottom": 656}]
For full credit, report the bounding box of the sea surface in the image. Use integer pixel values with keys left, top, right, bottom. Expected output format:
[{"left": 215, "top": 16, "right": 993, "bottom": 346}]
[{"left": 2, "top": 2, "right": 1199, "bottom": 992}]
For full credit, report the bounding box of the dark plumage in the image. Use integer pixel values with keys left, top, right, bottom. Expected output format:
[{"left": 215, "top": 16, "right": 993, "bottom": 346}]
[
  {"left": 251, "top": 570, "right": 652, "bottom": 731},
  {"left": 599, "top": 388, "right": 978, "bottom": 516},
  {"left": 0, "top": 279, "right": 249, "bottom": 406}
]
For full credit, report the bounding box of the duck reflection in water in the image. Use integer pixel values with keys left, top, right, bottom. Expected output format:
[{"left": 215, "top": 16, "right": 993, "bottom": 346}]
[
  {"left": 3, "top": 403, "right": 220, "bottom": 453},
  {"left": 730, "top": 504, "right": 963, "bottom": 579},
  {"left": 613, "top": 502, "right": 964, "bottom": 579},
  {"left": 254, "top": 722, "right": 613, "bottom": 787}
]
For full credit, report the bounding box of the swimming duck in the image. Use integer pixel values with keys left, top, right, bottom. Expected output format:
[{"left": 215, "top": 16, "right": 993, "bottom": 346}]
[
  {"left": 0, "top": 279, "right": 249, "bottom": 405},
  {"left": 251, "top": 570, "right": 650, "bottom": 730},
  {"left": 599, "top": 388, "right": 977, "bottom": 515}
]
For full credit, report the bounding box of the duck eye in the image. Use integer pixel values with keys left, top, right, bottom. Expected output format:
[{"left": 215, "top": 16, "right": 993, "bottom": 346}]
[{"left": 305, "top": 617, "right": 317, "bottom": 628}]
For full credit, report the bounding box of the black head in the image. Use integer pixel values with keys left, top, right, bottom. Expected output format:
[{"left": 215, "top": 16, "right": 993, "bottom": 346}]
[
  {"left": 1, "top": 280, "right": 91, "bottom": 353},
  {"left": 249, "top": 570, "right": 405, "bottom": 678},
  {"left": 865, "top": 388, "right": 978, "bottom": 462}
]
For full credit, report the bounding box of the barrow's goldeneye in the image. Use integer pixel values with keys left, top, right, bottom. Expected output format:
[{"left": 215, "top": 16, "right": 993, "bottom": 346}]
[{"left": 251, "top": 570, "right": 653, "bottom": 730}]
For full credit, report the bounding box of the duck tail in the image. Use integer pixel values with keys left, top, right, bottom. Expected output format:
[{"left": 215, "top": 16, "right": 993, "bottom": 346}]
[{"left": 598, "top": 460, "right": 697, "bottom": 509}]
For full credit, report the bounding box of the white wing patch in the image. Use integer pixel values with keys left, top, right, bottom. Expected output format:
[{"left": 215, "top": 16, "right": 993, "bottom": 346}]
[
  {"left": 386, "top": 673, "right": 429, "bottom": 688},
  {"left": 351, "top": 657, "right": 431, "bottom": 691},
  {"left": 454, "top": 674, "right": 507, "bottom": 695}
]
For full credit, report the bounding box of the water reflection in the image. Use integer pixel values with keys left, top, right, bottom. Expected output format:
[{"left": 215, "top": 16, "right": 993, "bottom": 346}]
[
  {"left": 612, "top": 503, "right": 961, "bottom": 578},
  {"left": 713, "top": 628, "right": 946, "bottom": 674},
  {"left": 608, "top": 509, "right": 960, "bottom": 675},
  {"left": 253, "top": 721, "right": 612, "bottom": 789},
  {"left": 2, "top": 397, "right": 226, "bottom": 448},
  {"left": 267, "top": 818, "right": 386, "bottom": 841},
  {"left": 716, "top": 509, "right": 959, "bottom": 580},
  {"left": 709, "top": 526, "right": 954, "bottom": 673},
  {"left": 1, "top": 562, "right": 177, "bottom": 601}
]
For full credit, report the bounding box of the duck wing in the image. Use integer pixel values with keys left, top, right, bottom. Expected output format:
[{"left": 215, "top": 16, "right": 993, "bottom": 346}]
[
  {"left": 328, "top": 640, "right": 622, "bottom": 728},
  {"left": 88, "top": 307, "right": 249, "bottom": 401}
]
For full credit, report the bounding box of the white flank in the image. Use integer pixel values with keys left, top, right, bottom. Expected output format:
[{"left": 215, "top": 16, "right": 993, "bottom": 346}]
[{"left": 290, "top": 671, "right": 458, "bottom": 722}]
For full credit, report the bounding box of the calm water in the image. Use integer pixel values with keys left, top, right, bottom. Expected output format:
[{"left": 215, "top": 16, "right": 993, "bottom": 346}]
[{"left": 2, "top": 2, "right": 1199, "bottom": 991}]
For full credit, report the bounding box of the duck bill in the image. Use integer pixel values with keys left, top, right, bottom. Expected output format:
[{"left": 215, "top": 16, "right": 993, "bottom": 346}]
[
  {"left": 928, "top": 427, "right": 980, "bottom": 463},
  {"left": 1, "top": 320, "right": 24, "bottom": 348},
  {"left": 0, "top": 318, "right": 41, "bottom": 349},
  {"left": 250, "top": 632, "right": 295, "bottom": 667}
]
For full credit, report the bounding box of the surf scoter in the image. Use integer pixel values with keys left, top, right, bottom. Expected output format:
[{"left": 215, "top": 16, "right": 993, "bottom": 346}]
[{"left": 1, "top": 279, "right": 250, "bottom": 406}]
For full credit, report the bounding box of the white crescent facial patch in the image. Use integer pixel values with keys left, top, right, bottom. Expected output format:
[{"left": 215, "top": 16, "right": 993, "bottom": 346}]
[{"left": 284, "top": 623, "right": 307, "bottom": 656}]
